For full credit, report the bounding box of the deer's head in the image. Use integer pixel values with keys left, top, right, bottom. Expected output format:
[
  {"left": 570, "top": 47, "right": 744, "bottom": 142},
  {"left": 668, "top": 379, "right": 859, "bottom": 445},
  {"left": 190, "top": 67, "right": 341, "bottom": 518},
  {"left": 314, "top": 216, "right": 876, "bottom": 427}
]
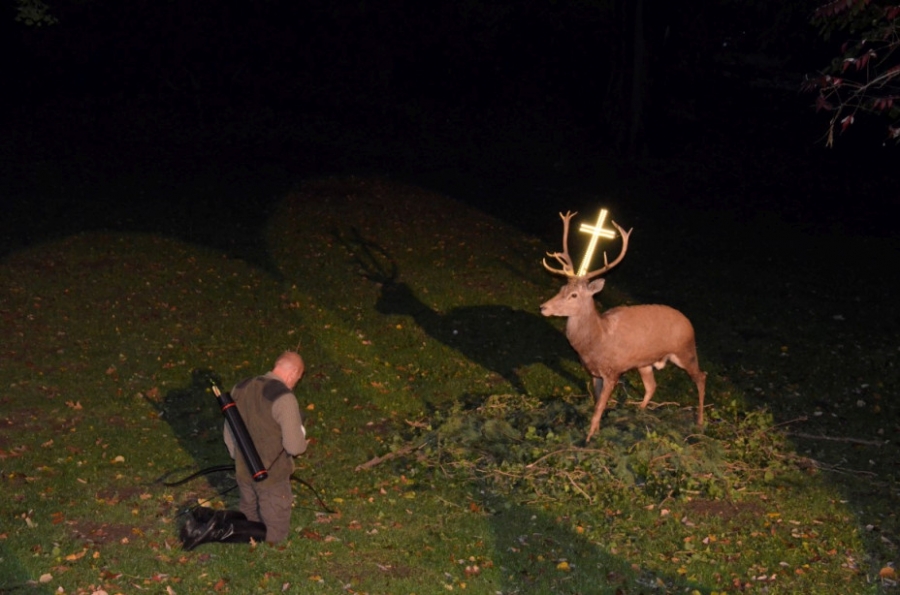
[{"left": 539, "top": 211, "right": 632, "bottom": 318}]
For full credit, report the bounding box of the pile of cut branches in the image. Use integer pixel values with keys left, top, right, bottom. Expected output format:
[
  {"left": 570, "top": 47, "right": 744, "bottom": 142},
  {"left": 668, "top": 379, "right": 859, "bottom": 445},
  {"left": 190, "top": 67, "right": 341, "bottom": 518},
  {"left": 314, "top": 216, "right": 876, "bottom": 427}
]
[{"left": 364, "top": 394, "right": 805, "bottom": 505}]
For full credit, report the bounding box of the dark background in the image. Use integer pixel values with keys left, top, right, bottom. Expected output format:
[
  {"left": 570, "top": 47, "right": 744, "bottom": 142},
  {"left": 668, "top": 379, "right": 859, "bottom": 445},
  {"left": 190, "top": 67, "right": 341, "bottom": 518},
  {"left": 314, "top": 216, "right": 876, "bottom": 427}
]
[{"left": 1, "top": 0, "right": 896, "bottom": 258}]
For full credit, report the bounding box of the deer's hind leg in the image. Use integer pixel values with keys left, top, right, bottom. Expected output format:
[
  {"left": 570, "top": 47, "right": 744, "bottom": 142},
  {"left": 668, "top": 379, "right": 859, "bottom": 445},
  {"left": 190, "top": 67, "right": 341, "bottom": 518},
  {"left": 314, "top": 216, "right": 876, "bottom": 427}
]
[
  {"left": 688, "top": 364, "right": 707, "bottom": 425},
  {"left": 670, "top": 351, "right": 707, "bottom": 425},
  {"left": 637, "top": 366, "right": 658, "bottom": 409},
  {"left": 590, "top": 377, "right": 604, "bottom": 404}
]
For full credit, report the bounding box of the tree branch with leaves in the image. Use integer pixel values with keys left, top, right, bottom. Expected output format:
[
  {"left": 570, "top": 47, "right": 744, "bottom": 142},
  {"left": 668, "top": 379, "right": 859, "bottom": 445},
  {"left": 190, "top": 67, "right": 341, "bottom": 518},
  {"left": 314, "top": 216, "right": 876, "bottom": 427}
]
[
  {"left": 804, "top": 0, "right": 900, "bottom": 146},
  {"left": 14, "top": 0, "right": 57, "bottom": 26}
]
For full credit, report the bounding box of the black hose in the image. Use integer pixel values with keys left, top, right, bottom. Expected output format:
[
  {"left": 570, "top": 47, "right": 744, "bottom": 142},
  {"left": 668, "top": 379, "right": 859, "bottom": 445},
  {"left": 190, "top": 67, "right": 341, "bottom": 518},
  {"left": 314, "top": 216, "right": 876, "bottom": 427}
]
[
  {"left": 157, "top": 464, "right": 237, "bottom": 486},
  {"left": 157, "top": 464, "right": 335, "bottom": 513}
]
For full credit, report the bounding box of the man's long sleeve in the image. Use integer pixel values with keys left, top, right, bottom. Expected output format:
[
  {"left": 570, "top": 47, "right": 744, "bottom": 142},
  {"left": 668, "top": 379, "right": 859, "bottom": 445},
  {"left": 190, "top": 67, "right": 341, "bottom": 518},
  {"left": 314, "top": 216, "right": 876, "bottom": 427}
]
[{"left": 271, "top": 394, "right": 307, "bottom": 456}]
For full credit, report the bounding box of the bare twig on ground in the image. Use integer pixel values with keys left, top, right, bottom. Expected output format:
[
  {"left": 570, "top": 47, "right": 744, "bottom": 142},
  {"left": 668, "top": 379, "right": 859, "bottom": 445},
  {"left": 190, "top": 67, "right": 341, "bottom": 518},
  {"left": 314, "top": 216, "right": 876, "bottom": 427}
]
[
  {"left": 355, "top": 442, "right": 424, "bottom": 471},
  {"left": 788, "top": 432, "right": 886, "bottom": 447}
]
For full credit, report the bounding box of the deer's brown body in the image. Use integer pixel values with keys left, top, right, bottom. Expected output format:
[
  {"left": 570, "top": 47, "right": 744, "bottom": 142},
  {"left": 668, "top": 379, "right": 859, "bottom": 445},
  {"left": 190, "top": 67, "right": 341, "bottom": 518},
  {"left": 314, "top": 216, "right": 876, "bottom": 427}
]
[{"left": 540, "top": 212, "right": 706, "bottom": 442}]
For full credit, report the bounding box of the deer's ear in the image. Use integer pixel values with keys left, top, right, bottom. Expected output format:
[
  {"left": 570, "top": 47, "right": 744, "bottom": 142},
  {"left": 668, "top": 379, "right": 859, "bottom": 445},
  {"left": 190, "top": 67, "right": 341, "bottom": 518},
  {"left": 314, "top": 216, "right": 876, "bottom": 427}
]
[{"left": 586, "top": 278, "right": 605, "bottom": 295}]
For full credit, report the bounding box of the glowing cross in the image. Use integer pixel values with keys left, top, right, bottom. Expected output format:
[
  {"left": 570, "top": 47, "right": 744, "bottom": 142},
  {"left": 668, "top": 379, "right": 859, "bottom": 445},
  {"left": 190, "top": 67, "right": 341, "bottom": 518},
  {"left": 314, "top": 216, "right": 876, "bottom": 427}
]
[{"left": 577, "top": 208, "right": 617, "bottom": 276}]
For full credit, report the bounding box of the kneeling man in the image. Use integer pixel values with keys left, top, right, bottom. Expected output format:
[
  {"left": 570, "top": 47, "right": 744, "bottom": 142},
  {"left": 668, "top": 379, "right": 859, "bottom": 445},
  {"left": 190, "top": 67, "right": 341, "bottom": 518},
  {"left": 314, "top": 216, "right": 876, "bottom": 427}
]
[{"left": 181, "top": 351, "right": 308, "bottom": 549}]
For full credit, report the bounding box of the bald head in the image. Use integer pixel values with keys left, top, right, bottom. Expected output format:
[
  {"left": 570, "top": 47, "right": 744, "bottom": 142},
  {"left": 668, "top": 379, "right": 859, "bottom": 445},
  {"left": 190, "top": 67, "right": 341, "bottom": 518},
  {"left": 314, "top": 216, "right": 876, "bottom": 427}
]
[{"left": 272, "top": 351, "right": 305, "bottom": 389}]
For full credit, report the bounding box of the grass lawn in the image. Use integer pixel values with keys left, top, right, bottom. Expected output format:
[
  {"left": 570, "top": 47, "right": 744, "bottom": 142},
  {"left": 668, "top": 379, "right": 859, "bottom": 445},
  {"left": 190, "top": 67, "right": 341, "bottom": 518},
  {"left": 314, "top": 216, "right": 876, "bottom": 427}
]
[{"left": 2, "top": 175, "right": 898, "bottom": 594}]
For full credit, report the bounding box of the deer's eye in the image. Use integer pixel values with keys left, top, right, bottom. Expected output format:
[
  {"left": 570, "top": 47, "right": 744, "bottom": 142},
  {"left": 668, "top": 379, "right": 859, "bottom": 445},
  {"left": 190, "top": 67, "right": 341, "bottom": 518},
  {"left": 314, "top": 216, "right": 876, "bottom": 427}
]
[{"left": 569, "top": 292, "right": 578, "bottom": 299}]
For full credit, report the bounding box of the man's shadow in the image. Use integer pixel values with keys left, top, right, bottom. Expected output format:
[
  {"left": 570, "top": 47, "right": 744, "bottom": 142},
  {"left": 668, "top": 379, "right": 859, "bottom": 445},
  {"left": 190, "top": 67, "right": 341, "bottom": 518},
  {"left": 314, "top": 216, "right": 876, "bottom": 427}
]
[
  {"left": 148, "top": 369, "right": 237, "bottom": 501},
  {"left": 339, "top": 229, "right": 584, "bottom": 396}
]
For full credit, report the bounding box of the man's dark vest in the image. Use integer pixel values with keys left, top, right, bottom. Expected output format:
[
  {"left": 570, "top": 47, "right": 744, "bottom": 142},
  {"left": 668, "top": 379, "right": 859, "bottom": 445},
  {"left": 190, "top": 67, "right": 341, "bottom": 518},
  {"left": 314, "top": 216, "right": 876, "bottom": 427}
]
[{"left": 231, "top": 374, "right": 292, "bottom": 482}]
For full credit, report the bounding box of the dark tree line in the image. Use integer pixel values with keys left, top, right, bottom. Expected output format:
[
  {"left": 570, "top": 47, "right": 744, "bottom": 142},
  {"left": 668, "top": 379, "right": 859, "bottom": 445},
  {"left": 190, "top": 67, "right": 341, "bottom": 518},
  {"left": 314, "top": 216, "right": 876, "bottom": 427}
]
[{"left": 8, "top": 0, "right": 890, "bottom": 152}]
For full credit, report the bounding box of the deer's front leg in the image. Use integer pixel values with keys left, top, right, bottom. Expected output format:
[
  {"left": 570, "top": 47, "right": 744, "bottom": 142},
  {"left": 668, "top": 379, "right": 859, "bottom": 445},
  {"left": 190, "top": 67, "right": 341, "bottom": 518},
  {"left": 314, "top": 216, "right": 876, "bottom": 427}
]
[{"left": 586, "top": 374, "right": 617, "bottom": 442}]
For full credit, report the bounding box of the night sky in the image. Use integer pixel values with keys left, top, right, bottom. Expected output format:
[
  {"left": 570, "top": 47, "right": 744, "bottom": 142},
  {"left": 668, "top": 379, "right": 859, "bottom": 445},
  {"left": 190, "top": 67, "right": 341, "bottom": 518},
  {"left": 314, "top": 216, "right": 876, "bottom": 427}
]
[{"left": 2, "top": 0, "right": 898, "bottom": 255}]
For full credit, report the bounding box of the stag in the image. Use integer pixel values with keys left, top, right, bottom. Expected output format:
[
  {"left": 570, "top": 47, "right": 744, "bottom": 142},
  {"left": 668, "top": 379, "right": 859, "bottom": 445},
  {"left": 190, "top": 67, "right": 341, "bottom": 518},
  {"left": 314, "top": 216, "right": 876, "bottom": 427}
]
[{"left": 540, "top": 211, "right": 706, "bottom": 442}]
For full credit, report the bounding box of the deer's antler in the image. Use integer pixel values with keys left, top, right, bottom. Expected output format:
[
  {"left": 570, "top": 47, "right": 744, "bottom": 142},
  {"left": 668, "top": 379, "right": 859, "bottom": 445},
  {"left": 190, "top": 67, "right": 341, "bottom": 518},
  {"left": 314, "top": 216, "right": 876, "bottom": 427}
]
[
  {"left": 542, "top": 211, "right": 578, "bottom": 277},
  {"left": 542, "top": 211, "right": 633, "bottom": 279}
]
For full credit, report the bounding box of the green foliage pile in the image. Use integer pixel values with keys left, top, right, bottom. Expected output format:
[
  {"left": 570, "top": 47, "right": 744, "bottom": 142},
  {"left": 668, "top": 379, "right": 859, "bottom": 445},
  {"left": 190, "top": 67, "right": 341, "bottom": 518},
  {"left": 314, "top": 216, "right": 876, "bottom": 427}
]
[{"left": 384, "top": 394, "right": 800, "bottom": 506}]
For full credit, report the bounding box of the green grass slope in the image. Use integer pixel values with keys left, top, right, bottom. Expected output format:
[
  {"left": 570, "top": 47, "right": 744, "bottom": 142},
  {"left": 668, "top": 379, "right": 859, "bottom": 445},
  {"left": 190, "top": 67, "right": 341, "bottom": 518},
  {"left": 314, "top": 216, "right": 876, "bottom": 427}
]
[{"left": 1, "top": 177, "right": 894, "bottom": 594}]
